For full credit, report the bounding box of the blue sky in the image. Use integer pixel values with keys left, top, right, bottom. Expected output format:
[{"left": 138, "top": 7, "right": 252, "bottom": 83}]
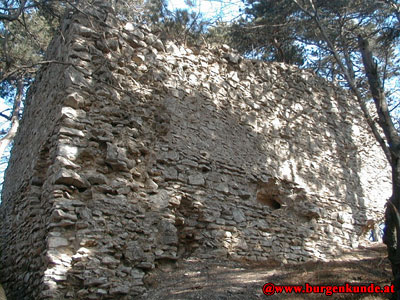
[{"left": 167, "top": 0, "right": 244, "bottom": 22}]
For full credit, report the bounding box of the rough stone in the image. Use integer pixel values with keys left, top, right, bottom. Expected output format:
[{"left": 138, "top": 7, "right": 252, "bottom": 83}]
[
  {"left": 0, "top": 2, "right": 391, "bottom": 299},
  {"left": 48, "top": 237, "right": 69, "bottom": 248},
  {"left": 53, "top": 168, "right": 89, "bottom": 189},
  {"left": 188, "top": 174, "right": 205, "bottom": 186},
  {"left": 232, "top": 209, "right": 246, "bottom": 223}
]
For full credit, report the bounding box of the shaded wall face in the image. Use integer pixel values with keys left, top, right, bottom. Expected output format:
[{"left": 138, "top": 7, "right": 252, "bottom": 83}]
[
  {"left": 0, "top": 4, "right": 391, "bottom": 299},
  {"left": 148, "top": 57, "right": 389, "bottom": 262},
  {"left": 0, "top": 20, "right": 81, "bottom": 298}
]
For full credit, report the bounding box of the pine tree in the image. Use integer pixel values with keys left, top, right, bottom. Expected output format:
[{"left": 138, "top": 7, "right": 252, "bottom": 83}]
[{"left": 230, "top": 0, "right": 400, "bottom": 296}]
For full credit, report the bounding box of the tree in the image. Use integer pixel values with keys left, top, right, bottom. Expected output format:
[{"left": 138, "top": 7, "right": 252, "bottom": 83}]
[
  {"left": 287, "top": 1, "right": 400, "bottom": 296},
  {"left": 230, "top": 0, "right": 305, "bottom": 64},
  {"left": 231, "top": 0, "right": 400, "bottom": 296},
  {"left": 0, "top": 1, "right": 60, "bottom": 161}
]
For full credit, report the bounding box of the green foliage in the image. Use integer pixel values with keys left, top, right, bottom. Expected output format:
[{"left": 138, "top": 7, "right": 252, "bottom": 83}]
[
  {"left": 114, "top": 0, "right": 164, "bottom": 23},
  {"left": 205, "top": 22, "right": 231, "bottom": 46},
  {"left": 5, "top": 12, "right": 55, "bottom": 66},
  {"left": 157, "top": 9, "right": 209, "bottom": 45},
  {"left": 0, "top": 0, "right": 165, "bottom": 95},
  {"left": 224, "top": 0, "right": 305, "bottom": 64},
  {"left": 135, "top": 0, "right": 209, "bottom": 46},
  {"left": 1, "top": 1, "right": 60, "bottom": 94},
  {"left": 229, "top": 0, "right": 400, "bottom": 103}
]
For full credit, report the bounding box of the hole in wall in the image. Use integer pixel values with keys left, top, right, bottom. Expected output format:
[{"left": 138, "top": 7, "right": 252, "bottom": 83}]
[
  {"left": 201, "top": 165, "right": 211, "bottom": 173},
  {"left": 31, "top": 143, "right": 51, "bottom": 187},
  {"left": 256, "top": 178, "right": 285, "bottom": 210},
  {"left": 175, "top": 196, "right": 200, "bottom": 258},
  {"left": 256, "top": 192, "right": 282, "bottom": 210}
]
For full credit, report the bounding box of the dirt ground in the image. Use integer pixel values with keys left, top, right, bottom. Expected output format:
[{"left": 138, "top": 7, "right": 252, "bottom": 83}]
[{"left": 139, "top": 243, "right": 393, "bottom": 300}]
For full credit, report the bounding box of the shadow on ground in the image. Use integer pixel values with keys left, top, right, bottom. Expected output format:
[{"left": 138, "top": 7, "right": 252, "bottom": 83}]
[{"left": 139, "top": 244, "right": 392, "bottom": 300}]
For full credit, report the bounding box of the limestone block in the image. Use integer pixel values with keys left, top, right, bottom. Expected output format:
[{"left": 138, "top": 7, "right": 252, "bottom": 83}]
[
  {"left": 108, "top": 39, "right": 119, "bottom": 51},
  {"left": 61, "top": 107, "right": 86, "bottom": 120},
  {"left": 149, "top": 190, "right": 169, "bottom": 209},
  {"left": 59, "top": 127, "right": 85, "bottom": 137},
  {"left": 158, "top": 220, "right": 178, "bottom": 246},
  {"left": 50, "top": 209, "right": 78, "bottom": 222},
  {"left": 153, "top": 39, "right": 165, "bottom": 52},
  {"left": 65, "top": 92, "right": 84, "bottom": 108},
  {"left": 110, "top": 285, "right": 130, "bottom": 295},
  {"left": 53, "top": 168, "right": 89, "bottom": 189},
  {"left": 239, "top": 190, "right": 251, "bottom": 200},
  {"left": 146, "top": 178, "right": 158, "bottom": 191},
  {"left": 188, "top": 174, "right": 205, "bottom": 186},
  {"left": 163, "top": 167, "right": 178, "bottom": 181},
  {"left": 101, "top": 256, "right": 120, "bottom": 266},
  {"left": 105, "top": 143, "right": 130, "bottom": 171},
  {"left": 70, "top": 50, "right": 91, "bottom": 61},
  {"left": 84, "top": 277, "right": 108, "bottom": 287},
  {"left": 124, "top": 241, "right": 145, "bottom": 262},
  {"left": 215, "top": 182, "right": 229, "bottom": 194},
  {"left": 71, "top": 23, "right": 97, "bottom": 38},
  {"left": 132, "top": 54, "right": 145, "bottom": 64},
  {"left": 132, "top": 29, "right": 144, "bottom": 40},
  {"left": 122, "top": 33, "right": 141, "bottom": 48},
  {"left": 85, "top": 171, "right": 107, "bottom": 185},
  {"left": 224, "top": 52, "right": 241, "bottom": 64},
  {"left": 232, "top": 209, "right": 246, "bottom": 223},
  {"left": 166, "top": 41, "right": 181, "bottom": 56},
  {"left": 124, "top": 22, "right": 134, "bottom": 32},
  {"left": 48, "top": 237, "right": 69, "bottom": 248}
]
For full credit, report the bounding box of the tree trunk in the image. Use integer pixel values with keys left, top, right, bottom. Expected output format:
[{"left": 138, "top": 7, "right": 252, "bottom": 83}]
[
  {"left": 0, "top": 78, "right": 23, "bottom": 160},
  {"left": 384, "top": 157, "right": 400, "bottom": 299},
  {"left": 358, "top": 36, "right": 400, "bottom": 299},
  {"left": 290, "top": 1, "right": 400, "bottom": 297}
]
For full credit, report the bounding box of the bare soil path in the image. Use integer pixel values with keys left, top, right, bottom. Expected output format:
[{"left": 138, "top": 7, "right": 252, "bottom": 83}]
[{"left": 139, "top": 244, "right": 392, "bottom": 300}]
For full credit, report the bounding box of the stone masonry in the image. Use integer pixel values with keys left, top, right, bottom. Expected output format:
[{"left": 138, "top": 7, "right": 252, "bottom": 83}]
[{"left": 0, "top": 2, "right": 392, "bottom": 299}]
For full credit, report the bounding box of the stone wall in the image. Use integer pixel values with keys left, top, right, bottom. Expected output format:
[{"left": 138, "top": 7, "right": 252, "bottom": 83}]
[{"left": 0, "top": 2, "right": 391, "bottom": 299}]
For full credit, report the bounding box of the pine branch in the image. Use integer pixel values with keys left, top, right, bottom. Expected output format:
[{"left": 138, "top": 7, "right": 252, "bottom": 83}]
[
  {"left": 0, "top": 0, "right": 27, "bottom": 21},
  {"left": 1, "top": 60, "right": 74, "bottom": 82},
  {"left": 291, "top": 0, "right": 392, "bottom": 164}
]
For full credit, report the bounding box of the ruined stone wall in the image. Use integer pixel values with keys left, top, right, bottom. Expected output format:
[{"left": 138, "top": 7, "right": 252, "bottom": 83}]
[{"left": 0, "top": 2, "right": 391, "bottom": 299}]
